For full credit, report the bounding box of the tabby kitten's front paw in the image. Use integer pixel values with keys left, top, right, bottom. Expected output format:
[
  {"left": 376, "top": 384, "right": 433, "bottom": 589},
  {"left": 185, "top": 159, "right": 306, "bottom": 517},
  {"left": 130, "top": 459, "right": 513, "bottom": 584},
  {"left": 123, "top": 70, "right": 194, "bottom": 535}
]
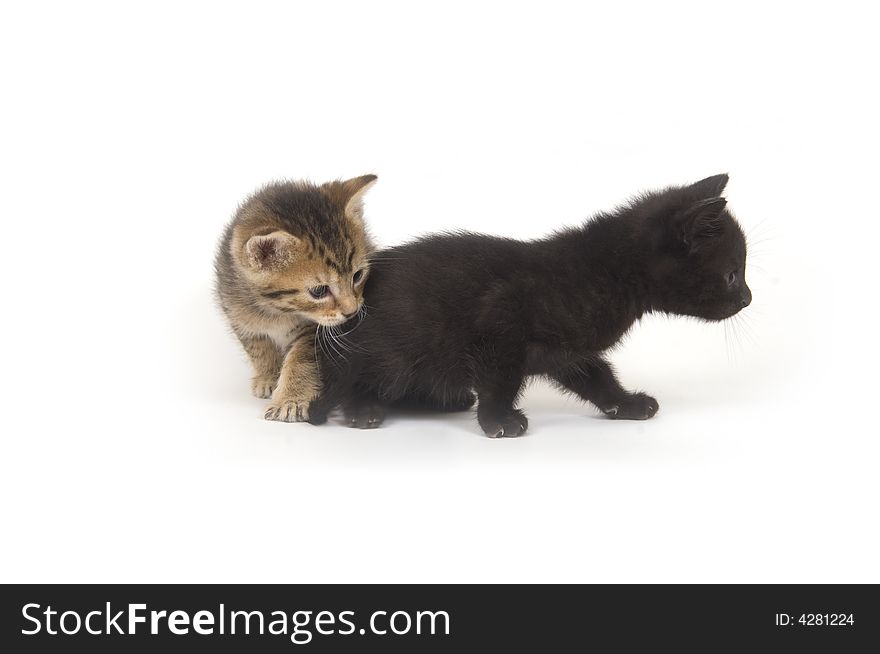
[
  {"left": 603, "top": 393, "right": 659, "bottom": 420},
  {"left": 264, "top": 396, "right": 311, "bottom": 422},
  {"left": 251, "top": 376, "right": 277, "bottom": 399},
  {"left": 479, "top": 409, "right": 529, "bottom": 438}
]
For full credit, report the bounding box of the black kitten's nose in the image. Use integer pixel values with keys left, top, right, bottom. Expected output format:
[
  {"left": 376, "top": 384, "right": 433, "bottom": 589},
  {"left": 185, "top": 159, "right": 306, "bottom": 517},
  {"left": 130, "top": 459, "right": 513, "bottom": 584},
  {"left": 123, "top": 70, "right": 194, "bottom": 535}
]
[{"left": 740, "top": 287, "right": 752, "bottom": 308}]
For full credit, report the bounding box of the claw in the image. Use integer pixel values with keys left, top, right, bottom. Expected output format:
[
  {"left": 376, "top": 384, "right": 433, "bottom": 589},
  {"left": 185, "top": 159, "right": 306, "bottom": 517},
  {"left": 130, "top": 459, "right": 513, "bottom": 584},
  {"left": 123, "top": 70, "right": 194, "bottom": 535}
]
[{"left": 264, "top": 399, "right": 311, "bottom": 422}]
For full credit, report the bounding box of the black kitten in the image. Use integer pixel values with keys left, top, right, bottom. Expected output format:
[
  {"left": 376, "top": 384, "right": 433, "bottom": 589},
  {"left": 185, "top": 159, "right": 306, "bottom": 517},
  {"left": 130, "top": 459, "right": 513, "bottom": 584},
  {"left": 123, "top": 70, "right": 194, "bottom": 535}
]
[{"left": 309, "top": 174, "right": 751, "bottom": 437}]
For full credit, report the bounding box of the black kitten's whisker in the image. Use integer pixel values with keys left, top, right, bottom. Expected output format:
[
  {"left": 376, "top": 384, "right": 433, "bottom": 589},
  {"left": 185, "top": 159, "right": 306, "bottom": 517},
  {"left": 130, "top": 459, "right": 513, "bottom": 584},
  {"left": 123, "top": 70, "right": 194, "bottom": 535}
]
[
  {"left": 728, "top": 318, "right": 743, "bottom": 364},
  {"left": 734, "top": 311, "right": 762, "bottom": 351},
  {"left": 733, "top": 311, "right": 761, "bottom": 355},
  {"left": 746, "top": 217, "right": 769, "bottom": 236},
  {"left": 723, "top": 319, "right": 733, "bottom": 365},
  {"left": 746, "top": 238, "right": 773, "bottom": 249},
  {"left": 746, "top": 219, "right": 775, "bottom": 241},
  {"left": 733, "top": 315, "right": 750, "bottom": 358}
]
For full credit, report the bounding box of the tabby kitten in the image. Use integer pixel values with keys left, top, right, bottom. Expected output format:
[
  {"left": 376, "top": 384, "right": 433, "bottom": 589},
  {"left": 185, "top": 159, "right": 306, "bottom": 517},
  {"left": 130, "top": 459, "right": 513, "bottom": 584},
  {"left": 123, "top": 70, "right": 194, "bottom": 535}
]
[
  {"left": 308, "top": 174, "right": 752, "bottom": 437},
  {"left": 215, "top": 175, "right": 377, "bottom": 421}
]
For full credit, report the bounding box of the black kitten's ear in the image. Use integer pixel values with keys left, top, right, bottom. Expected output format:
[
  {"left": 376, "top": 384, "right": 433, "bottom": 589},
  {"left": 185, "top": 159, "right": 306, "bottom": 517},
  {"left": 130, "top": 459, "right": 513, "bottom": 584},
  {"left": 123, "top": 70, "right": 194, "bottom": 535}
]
[
  {"left": 681, "top": 197, "right": 728, "bottom": 251},
  {"left": 689, "top": 173, "right": 729, "bottom": 199},
  {"left": 244, "top": 230, "right": 301, "bottom": 270}
]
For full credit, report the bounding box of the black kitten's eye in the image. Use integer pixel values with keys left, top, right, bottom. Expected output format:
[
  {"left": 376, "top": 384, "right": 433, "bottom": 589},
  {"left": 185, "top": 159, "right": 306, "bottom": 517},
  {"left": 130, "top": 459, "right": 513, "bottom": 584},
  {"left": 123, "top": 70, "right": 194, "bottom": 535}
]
[
  {"left": 727, "top": 271, "right": 737, "bottom": 287},
  {"left": 352, "top": 269, "right": 365, "bottom": 285},
  {"left": 309, "top": 285, "right": 330, "bottom": 299}
]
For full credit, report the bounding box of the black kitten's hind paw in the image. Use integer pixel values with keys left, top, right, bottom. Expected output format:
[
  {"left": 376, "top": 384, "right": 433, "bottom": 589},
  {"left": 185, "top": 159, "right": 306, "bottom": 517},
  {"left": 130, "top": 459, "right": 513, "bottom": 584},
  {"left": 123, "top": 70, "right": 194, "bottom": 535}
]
[
  {"left": 344, "top": 402, "right": 387, "bottom": 429},
  {"left": 603, "top": 393, "right": 659, "bottom": 420},
  {"left": 479, "top": 409, "right": 529, "bottom": 438}
]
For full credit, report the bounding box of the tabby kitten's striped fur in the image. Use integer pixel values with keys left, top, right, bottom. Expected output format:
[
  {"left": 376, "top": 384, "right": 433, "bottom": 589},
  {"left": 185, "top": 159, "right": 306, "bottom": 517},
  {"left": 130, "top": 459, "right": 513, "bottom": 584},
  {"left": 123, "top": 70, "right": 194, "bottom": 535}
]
[{"left": 215, "top": 175, "right": 377, "bottom": 422}]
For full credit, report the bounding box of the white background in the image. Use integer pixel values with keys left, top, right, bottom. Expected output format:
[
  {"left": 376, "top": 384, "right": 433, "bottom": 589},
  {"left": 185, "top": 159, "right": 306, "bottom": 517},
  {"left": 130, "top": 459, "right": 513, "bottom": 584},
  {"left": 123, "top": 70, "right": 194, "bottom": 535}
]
[{"left": 1, "top": 1, "right": 878, "bottom": 583}]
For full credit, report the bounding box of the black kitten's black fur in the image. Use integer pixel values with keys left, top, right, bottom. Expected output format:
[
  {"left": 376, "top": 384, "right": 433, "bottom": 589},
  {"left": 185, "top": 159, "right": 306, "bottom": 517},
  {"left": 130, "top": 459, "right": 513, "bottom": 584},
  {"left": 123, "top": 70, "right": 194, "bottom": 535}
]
[{"left": 309, "top": 175, "right": 751, "bottom": 437}]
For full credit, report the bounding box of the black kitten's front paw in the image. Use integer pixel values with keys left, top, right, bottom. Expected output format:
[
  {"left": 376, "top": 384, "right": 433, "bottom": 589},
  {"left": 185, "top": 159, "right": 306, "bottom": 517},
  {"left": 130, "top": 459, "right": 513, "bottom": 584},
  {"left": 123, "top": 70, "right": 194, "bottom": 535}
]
[
  {"left": 603, "top": 393, "right": 659, "bottom": 420},
  {"left": 307, "top": 412, "right": 328, "bottom": 426},
  {"left": 345, "top": 402, "right": 387, "bottom": 429},
  {"left": 479, "top": 409, "right": 529, "bottom": 438},
  {"left": 306, "top": 399, "right": 330, "bottom": 425}
]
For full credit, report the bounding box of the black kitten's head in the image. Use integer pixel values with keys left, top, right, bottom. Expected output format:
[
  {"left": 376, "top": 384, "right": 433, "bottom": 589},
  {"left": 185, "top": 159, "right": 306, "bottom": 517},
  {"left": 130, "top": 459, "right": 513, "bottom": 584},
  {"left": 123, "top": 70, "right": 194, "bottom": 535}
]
[{"left": 646, "top": 174, "right": 751, "bottom": 321}]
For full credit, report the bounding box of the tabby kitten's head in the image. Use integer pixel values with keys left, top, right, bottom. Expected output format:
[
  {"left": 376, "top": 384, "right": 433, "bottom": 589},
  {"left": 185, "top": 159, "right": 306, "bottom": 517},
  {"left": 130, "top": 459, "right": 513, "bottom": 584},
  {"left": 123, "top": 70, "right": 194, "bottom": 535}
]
[
  {"left": 645, "top": 174, "right": 752, "bottom": 322},
  {"left": 233, "top": 175, "right": 377, "bottom": 327}
]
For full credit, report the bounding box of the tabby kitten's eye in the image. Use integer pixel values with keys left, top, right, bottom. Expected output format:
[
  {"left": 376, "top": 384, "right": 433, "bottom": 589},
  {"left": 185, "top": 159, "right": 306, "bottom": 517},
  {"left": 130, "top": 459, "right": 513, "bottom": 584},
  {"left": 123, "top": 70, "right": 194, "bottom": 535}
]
[
  {"left": 352, "top": 269, "right": 365, "bottom": 285},
  {"left": 726, "top": 271, "right": 737, "bottom": 287},
  {"left": 309, "top": 285, "right": 330, "bottom": 299}
]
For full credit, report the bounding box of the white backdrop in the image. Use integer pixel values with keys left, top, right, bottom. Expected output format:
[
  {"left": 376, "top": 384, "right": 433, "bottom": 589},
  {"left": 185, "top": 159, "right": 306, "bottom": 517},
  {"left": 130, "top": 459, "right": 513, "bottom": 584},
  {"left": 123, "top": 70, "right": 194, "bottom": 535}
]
[{"left": 1, "top": 1, "right": 877, "bottom": 583}]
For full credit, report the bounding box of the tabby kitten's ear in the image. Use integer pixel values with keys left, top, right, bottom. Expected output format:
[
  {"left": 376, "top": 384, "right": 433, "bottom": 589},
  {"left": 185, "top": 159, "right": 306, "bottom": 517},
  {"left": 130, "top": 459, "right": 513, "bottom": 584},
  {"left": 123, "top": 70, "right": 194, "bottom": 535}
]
[
  {"left": 324, "top": 174, "right": 378, "bottom": 224},
  {"left": 689, "top": 173, "right": 729, "bottom": 199},
  {"left": 680, "top": 197, "right": 728, "bottom": 252},
  {"left": 244, "top": 230, "right": 301, "bottom": 271}
]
